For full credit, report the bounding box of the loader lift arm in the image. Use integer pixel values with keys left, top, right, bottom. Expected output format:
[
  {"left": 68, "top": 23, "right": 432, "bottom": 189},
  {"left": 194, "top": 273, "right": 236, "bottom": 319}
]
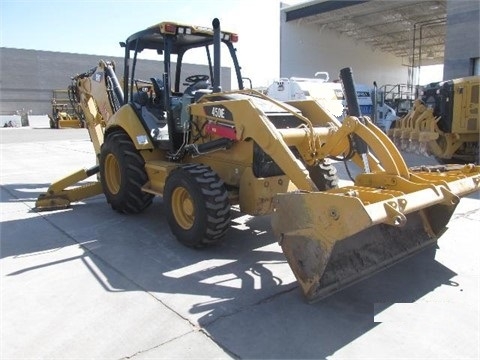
[
  {"left": 268, "top": 70, "right": 480, "bottom": 300},
  {"left": 187, "top": 68, "right": 480, "bottom": 301}
]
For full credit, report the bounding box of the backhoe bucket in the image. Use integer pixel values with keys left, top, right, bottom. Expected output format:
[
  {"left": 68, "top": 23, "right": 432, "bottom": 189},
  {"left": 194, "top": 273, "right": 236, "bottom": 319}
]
[{"left": 272, "top": 165, "right": 480, "bottom": 302}]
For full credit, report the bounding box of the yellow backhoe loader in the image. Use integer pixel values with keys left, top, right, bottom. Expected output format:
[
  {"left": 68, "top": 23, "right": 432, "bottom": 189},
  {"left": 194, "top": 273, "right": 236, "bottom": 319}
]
[
  {"left": 388, "top": 76, "right": 479, "bottom": 163},
  {"left": 36, "top": 19, "right": 480, "bottom": 302}
]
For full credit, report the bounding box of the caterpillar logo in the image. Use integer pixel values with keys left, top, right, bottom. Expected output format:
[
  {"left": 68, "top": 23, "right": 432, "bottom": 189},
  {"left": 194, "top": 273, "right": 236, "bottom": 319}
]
[
  {"left": 204, "top": 105, "right": 233, "bottom": 121},
  {"left": 93, "top": 72, "right": 103, "bottom": 82}
]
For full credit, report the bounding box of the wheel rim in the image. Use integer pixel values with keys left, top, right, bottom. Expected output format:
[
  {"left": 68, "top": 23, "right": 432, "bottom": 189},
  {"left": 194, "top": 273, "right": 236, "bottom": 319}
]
[
  {"left": 171, "top": 187, "right": 195, "bottom": 230},
  {"left": 104, "top": 153, "right": 121, "bottom": 194}
]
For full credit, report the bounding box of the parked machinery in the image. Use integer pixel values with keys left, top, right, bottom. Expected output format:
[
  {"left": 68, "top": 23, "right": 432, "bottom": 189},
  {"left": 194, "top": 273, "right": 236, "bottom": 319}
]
[
  {"left": 36, "top": 19, "right": 480, "bottom": 301},
  {"left": 266, "top": 75, "right": 400, "bottom": 132},
  {"left": 265, "top": 72, "right": 346, "bottom": 121},
  {"left": 388, "top": 76, "right": 479, "bottom": 163},
  {"left": 48, "top": 89, "right": 85, "bottom": 129},
  {"left": 377, "top": 83, "right": 416, "bottom": 117}
]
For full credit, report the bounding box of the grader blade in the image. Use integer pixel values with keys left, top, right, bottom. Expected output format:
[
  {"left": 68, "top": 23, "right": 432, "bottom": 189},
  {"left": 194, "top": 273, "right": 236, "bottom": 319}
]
[{"left": 272, "top": 165, "right": 480, "bottom": 302}]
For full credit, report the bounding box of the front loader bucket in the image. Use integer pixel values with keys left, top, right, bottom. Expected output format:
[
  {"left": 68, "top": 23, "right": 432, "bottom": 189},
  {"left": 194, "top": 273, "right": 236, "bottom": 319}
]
[{"left": 272, "top": 165, "right": 480, "bottom": 302}]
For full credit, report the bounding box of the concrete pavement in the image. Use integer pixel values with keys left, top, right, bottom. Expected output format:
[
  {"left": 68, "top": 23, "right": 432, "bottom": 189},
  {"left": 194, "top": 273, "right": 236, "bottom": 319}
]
[{"left": 1, "top": 127, "right": 479, "bottom": 359}]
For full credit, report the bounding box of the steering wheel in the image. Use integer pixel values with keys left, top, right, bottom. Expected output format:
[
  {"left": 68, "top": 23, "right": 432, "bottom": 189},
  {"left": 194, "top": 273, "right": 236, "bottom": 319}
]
[{"left": 185, "top": 74, "right": 209, "bottom": 84}]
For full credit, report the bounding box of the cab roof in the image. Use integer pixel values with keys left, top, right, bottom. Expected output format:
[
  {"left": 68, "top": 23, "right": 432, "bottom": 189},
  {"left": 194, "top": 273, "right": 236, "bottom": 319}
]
[{"left": 121, "top": 21, "right": 238, "bottom": 54}]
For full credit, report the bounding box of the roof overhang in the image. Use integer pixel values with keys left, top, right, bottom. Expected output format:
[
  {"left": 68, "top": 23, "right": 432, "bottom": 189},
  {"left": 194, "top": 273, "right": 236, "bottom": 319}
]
[{"left": 282, "top": 0, "right": 447, "bottom": 66}]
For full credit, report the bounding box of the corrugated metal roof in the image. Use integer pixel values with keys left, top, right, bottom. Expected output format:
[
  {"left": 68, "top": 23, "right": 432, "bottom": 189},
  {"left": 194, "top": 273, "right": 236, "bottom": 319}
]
[{"left": 283, "top": 0, "right": 446, "bottom": 66}]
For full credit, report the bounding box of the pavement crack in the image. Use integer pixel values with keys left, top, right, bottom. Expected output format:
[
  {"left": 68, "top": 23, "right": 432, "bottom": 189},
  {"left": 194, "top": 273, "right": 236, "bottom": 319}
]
[
  {"left": 119, "top": 330, "right": 195, "bottom": 359},
  {"left": 118, "top": 328, "right": 239, "bottom": 360},
  {"left": 201, "top": 285, "right": 299, "bottom": 328}
]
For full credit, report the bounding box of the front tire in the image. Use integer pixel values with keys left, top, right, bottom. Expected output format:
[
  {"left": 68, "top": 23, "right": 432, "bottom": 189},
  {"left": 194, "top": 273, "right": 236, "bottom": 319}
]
[
  {"left": 99, "top": 131, "right": 153, "bottom": 213},
  {"left": 164, "top": 164, "right": 231, "bottom": 247}
]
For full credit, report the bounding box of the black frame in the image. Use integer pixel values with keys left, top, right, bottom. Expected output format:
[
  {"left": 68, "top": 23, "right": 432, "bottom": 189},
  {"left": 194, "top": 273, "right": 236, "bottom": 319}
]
[{"left": 119, "top": 22, "right": 244, "bottom": 152}]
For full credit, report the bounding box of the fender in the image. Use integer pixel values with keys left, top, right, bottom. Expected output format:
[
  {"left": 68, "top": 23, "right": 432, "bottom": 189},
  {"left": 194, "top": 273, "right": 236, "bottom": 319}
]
[{"left": 105, "top": 105, "right": 154, "bottom": 150}]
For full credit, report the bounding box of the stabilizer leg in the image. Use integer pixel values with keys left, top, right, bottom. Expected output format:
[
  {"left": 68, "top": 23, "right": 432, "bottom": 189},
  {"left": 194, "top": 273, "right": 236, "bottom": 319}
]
[{"left": 35, "top": 166, "right": 102, "bottom": 211}]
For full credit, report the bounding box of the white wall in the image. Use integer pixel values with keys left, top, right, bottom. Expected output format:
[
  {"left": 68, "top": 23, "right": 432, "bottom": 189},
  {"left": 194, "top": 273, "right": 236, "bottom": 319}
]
[{"left": 280, "top": 17, "right": 408, "bottom": 86}]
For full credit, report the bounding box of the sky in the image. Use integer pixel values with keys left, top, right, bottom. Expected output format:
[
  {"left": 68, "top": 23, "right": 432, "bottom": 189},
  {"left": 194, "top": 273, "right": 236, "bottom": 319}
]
[
  {"left": 0, "top": 0, "right": 290, "bottom": 88},
  {"left": 1, "top": 0, "right": 442, "bottom": 88}
]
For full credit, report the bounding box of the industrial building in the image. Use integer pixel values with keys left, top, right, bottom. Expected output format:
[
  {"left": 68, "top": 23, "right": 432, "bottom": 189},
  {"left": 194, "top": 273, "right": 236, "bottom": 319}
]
[
  {"left": 0, "top": 0, "right": 478, "bottom": 118},
  {"left": 0, "top": 48, "right": 230, "bottom": 117},
  {"left": 280, "top": 0, "right": 479, "bottom": 85}
]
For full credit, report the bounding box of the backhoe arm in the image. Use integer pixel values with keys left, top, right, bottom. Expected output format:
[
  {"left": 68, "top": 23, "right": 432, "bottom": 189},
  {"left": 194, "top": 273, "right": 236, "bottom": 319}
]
[
  {"left": 69, "top": 60, "right": 122, "bottom": 155},
  {"left": 36, "top": 60, "right": 123, "bottom": 211}
]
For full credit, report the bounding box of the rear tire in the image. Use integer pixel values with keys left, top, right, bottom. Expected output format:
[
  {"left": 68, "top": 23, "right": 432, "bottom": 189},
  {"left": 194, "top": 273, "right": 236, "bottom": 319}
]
[
  {"left": 99, "top": 131, "right": 153, "bottom": 213},
  {"left": 164, "top": 164, "right": 231, "bottom": 247}
]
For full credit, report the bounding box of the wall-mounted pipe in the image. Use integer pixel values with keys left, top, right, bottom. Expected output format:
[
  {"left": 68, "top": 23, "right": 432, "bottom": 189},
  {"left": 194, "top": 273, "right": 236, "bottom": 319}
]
[{"left": 409, "top": 17, "right": 446, "bottom": 91}]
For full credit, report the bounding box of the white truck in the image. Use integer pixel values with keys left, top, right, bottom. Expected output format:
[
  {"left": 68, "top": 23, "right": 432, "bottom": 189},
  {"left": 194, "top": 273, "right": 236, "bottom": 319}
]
[
  {"left": 265, "top": 72, "right": 345, "bottom": 121},
  {"left": 266, "top": 73, "right": 398, "bottom": 131}
]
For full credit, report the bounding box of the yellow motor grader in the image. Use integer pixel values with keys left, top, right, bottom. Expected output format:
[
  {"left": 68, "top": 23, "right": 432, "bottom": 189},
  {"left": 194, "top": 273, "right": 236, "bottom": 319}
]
[
  {"left": 388, "top": 76, "right": 479, "bottom": 163},
  {"left": 36, "top": 19, "right": 480, "bottom": 302}
]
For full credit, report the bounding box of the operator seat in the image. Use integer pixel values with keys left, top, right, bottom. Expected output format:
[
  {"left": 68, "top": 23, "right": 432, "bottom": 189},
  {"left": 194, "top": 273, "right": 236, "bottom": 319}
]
[{"left": 132, "top": 89, "right": 168, "bottom": 144}]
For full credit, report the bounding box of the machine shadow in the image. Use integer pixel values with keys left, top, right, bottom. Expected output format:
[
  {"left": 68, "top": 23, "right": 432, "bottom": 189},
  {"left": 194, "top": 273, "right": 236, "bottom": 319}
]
[
  {"left": 203, "top": 245, "right": 459, "bottom": 359},
  {"left": 1, "top": 183, "right": 461, "bottom": 358},
  {"left": 2, "top": 184, "right": 297, "bottom": 320}
]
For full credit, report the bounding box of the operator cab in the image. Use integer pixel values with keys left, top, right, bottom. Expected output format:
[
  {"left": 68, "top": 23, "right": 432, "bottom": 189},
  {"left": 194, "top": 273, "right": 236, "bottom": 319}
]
[{"left": 120, "top": 20, "right": 243, "bottom": 152}]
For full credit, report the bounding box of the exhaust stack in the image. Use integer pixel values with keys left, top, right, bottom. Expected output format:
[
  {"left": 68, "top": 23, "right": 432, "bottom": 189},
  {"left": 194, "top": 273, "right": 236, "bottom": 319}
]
[
  {"left": 340, "top": 67, "right": 370, "bottom": 172},
  {"left": 212, "top": 18, "right": 221, "bottom": 93}
]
